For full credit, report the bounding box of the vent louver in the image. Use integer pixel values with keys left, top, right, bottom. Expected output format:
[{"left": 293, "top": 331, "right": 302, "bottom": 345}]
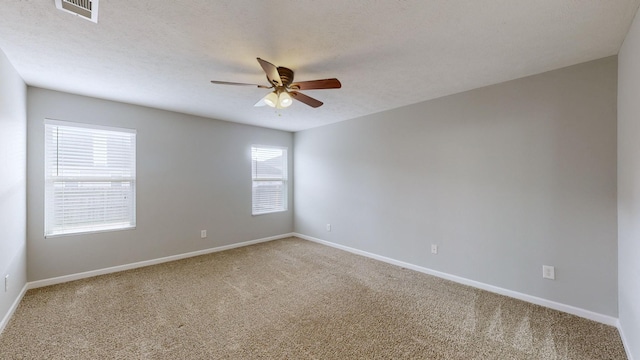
[{"left": 55, "top": 0, "right": 99, "bottom": 23}]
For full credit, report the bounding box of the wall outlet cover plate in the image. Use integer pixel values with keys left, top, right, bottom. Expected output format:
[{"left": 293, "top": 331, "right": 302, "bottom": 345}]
[{"left": 542, "top": 265, "right": 555, "bottom": 280}]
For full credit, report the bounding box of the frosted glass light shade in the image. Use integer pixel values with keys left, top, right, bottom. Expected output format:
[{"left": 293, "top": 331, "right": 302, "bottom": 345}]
[
  {"left": 263, "top": 92, "right": 278, "bottom": 107},
  {"left": 278, "top": 91, "right": 293, "bottom": 107}
]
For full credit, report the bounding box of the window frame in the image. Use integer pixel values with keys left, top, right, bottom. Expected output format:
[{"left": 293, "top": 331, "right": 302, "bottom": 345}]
[
  {"left": 251, "top": 144, "right": 288, "bottom": 216},
  {"left": 44, "top": 119, "right": 137, "bottom": 237}
]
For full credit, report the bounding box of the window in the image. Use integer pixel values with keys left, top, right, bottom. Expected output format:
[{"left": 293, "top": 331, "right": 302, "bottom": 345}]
[
  {"left": 44, "top": 120, "right": 136, "bottom": 236},
  {"left": 251, "top": 145, "right": 287, "bottom": 215}
]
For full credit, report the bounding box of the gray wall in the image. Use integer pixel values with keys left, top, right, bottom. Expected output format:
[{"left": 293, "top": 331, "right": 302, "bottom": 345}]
[
  {"left": 618, "top": 6, "right": 640, "bottom": 359},
  {"left": 0, "top": 49, "right": 27, "bottom": 326},
  {"left": 294, "top": 57, "right": 618, "bottom": 316},
  {"left": 27, "top": 88, "right": 293, "bottom": 281}
]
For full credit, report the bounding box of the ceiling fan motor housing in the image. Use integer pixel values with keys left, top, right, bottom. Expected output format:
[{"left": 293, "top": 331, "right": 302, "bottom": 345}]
[{"left": 277, "top": 67, "right": 294, "bottom": 87}]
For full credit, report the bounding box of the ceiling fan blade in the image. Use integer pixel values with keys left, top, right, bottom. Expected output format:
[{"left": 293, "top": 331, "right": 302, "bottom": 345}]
[
  {"left": 290, "top": 78, "right": 342, "bottom": 90},
  {"left": 290, "top": 91, "right": 323, "bottom": 108},
  {"left": 257, "top": 58, "right": 283, "bottom": 87},
  {"left": 210, "top": 80, "right": 271, "bottom": 89}
]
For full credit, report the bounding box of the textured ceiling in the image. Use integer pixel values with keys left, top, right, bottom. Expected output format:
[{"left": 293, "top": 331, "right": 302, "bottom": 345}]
[{"left": 1, "top": 1, "right": 639, "bottom": 132}]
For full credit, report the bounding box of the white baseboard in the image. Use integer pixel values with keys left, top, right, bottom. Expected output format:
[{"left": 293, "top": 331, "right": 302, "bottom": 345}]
[
  {"left": 28, "top": 233, "right": 294, "bottom": 290},
  {"left": 0, "top": 284, "right": 28, "bottom": 335},
  {"left": 617, "top": 320, "right": 635, "bottom": 360},
  {"left": 294, "top": 233, "right": 619, "bottom": 327}
]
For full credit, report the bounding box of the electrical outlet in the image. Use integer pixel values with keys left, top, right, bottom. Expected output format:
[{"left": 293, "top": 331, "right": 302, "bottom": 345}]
[
  {"left": 4, "top": 274, "right": 8, "bottom": 292},
  {"left": 326, "top": 224, "right": 331, "bottom": 232},
  {"left": 542, "top": 265, "right": 555, "bottom": 280},
  {"left": 200, "top": 230, "right": 207, "bottom": 239},
  {"left": 431, "top": 244, "right": 438, "bottom": 254}
]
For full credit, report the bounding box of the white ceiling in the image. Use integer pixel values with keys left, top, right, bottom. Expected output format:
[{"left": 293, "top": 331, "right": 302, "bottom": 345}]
[{"left": 1, "top": 1, "right": 638, "bottom": 132}]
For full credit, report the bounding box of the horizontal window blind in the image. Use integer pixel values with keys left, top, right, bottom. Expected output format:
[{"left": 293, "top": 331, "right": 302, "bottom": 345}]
[
  {"left": 44, "top": 120, "right": 136, "bottom": 236},
  {"left": 252, "top": 145, "right": 287, "bottom": 215}
]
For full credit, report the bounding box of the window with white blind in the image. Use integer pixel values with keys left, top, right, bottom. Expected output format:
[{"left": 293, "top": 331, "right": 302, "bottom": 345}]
[
  {"left": 44, "top": 119, "right": 136, "bottom": 237},
  {"left": 251, "top": 145, "right": 287, "bottom": 215}
]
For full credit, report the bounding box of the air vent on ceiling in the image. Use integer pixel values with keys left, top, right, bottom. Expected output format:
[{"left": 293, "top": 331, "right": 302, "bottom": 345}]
[{"left": 55, "top": 0, "right": 99, "bottom": 23}]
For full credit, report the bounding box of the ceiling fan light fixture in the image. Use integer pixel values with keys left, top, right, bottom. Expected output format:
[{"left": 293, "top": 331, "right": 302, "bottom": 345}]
[
  {"left": 278, "top": 91, "right": 293, "bottom": 108},
  {"left": 210, "top": 58, "right": 341, "bottom": 109},
  {"left": 263, "top": 92, "right": 278, "bottom": 108}
]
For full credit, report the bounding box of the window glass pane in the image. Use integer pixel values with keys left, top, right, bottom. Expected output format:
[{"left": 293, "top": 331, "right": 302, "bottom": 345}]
[
  {"left": 251, "top": 145, "right": 287, "bottom": 215},
  {"left": 44, "top": 120, "right": 136, "bottom": 236}
]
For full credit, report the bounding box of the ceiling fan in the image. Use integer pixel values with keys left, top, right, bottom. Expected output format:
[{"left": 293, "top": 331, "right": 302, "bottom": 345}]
[{"left": 210, "top": 58, "right": 341, "bottom": 109}]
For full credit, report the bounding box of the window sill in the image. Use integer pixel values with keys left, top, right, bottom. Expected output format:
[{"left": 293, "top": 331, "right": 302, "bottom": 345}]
[
  {"left": 252, "top": 209, "right": 288, "bottom": 216},
  {"left": 45, "top": 225, "right": 136, "bottom": 238}
]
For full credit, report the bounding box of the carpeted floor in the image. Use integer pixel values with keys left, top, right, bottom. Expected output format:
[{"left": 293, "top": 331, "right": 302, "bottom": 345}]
[{"left": 0, "top": 237, "right": 627, "bottom": 359}]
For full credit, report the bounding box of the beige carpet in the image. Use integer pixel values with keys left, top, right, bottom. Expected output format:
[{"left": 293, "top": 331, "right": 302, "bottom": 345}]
[{"left": 0, "top": 237, "right": 627, "bottom": 359}]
